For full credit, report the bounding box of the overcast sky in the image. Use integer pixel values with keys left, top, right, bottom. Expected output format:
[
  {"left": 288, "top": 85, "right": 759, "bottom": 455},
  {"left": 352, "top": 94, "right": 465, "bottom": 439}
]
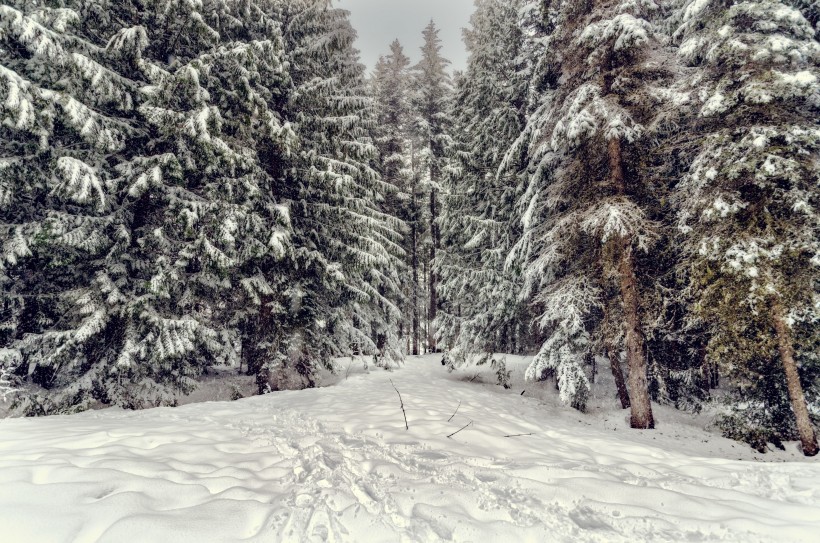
[{"left": 336, "top": 0, "right": 475, "bottom": 74}]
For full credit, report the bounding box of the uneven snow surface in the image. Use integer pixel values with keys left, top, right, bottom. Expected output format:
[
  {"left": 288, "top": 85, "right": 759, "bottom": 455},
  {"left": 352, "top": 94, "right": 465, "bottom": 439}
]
[{"left": 1, "top": 355, "right": 819, "bottom": 542}]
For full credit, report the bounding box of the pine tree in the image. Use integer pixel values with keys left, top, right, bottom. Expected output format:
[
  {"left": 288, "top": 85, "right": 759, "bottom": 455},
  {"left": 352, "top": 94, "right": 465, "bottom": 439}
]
[
  {"left": 0, "top": 0, "right": 300, "bottom": 411},
  {"left": 371, "top": 40, "right": 414, "bottom": 355},
  {"left": 410, "top": 20, "right": 452, "bottom": 354},
  {"left": 672, "top": 0, "right": 820, "bottom": 455},
  {"left": 507, "top": 0, "right": 669, "bottom": 419},
  {"left": 1, "top": 1, "right": 155, "bottom": 411},
  {"left": 275, "top": 0, "right": 404, "bottom": 376},
  {"left": 182, "top": 0, "right": 297, "bottom": 389},
  {"left": 1, "top": 0, "right": 405, "bottom": 412},
  {"left": 436, "top": 0, "right": 532, "bottom": 366}
]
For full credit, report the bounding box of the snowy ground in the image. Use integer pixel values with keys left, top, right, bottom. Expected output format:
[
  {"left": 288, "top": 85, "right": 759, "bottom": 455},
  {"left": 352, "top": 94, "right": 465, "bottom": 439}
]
[{"left": 0, "top": 355, "right": 818, "bottom": 543}]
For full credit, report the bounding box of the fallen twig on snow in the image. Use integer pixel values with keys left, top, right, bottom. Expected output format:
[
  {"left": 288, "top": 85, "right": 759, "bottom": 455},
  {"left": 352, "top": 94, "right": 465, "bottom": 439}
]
[
  {"left": 447, "top": 400, "right": 461, "bottom": 422},
  {"left": 447, "top": 421, "right": 473, "bottom": 439},
  {"left": 390, "top": 379, "right": 408, "bottom": 430},
  {"left": 503, "top": 433, "right": 534, "bottom": 438}
]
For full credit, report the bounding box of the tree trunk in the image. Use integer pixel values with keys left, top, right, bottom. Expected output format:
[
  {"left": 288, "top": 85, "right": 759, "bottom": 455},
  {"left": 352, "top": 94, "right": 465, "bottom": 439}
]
[
  {"left": 772, "top": 300, "right": 818, "bottom": 457},
  {"left": 250, "top": 294, "right": 274, "bottom": 375},
  {"left": 619, "top": 243, "right": 654, "bottom": 428},
  {"left": 608, "top": 137, "right": 625, "bottom": 192},
  {"left": 428, "top": 188, "right": 439, "bottom": 352},
  {"left": 606, "top": 343, "right": 631, "bottom": 409},
  {"left": 601, "top": 258, "right": 630, "bottom": 410},
  {"left": 608, "top": 136, "right": 654, "bottom": 429},
  {"left": 586, "top": 351, "right": 597, "bottom": 384},
  {"left": 698, "top": 340, "right": 718, "bottom": 392},
  {"left": 411, "top": 192, "right": 420, "bottom": 356}
]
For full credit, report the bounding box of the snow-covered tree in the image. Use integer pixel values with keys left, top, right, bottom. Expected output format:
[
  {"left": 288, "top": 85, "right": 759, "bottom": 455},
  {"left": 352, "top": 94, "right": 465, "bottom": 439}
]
[
  {"left": 2, "top": 0, "right": 291, "bottom": 411},
  {"left": 1, "top": 0, "right": 159, "bottom": 411},
  {"left": 0, "top": 0, "right": 404, "bottom": 412},
  {"left": 371, "top": 40, "right": 414, "bottom": 354},
  {"left": 275, "top": 0, "right": 405, "bottom": 377},
  {"left": 436, "top": 0, "right": 533, "bottom": 366},
  {"left": 672, "top": 0, "right": 820, "bottom": 456},
  {"left": 410, "top": 20, "right": 452, "bottom": 353},
  {"left": 507, "top": 0, "right": 669, "bottom": 420}
]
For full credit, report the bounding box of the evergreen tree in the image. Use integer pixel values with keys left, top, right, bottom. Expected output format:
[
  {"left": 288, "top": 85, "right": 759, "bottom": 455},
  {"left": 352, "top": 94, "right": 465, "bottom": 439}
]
[
  {"left": 410, "top": 20, "right": 452, "bottom": 354},
  {"left": 1, "top": 1, "right": 166, "bottom": 411},
  {"left": 436, "top": 0, "right": 532, "bottom": 366},
  {"left": 275, "top": 0, "right": 404, "bottom": 376},
  {"left": 0, "top": 0, "right": 405, "bottom": 412},
  {"left": 672, "top": 0, "right": 820, "bottom": 455},
  {"left": 1, "top": 0, "right": 296, "bottom": 411},
  {"left": 371, "top": 40, "right": 414, "bottom": 355},
  {"left": 507, "top": 0, "right": 668, "bottom": 420}
]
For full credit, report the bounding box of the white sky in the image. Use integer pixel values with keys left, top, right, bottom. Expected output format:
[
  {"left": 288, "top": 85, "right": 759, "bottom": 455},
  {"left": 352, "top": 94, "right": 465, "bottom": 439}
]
[{"left": 335, "top": 0, "right": 475, "bottom": 74}]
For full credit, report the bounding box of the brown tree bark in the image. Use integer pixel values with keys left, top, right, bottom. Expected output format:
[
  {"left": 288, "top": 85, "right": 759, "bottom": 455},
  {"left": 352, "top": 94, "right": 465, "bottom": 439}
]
[
  {"left": 609, "top": 137, "right": 625, "bottom": 191},
  {"left": 602, "top": 304, "right": 631, "bottom": 409},
  {"left": 772, "top": 300, "right": 819, "bottom": 457},
  {"left": 619, "top": 241, "right": 654, "bottom": 428},
  {"left": 605, "top": 343, "right": 631, "bottom": 409},
  {"left": 608, "top": 136, "right": 654, "bottom": 429}
]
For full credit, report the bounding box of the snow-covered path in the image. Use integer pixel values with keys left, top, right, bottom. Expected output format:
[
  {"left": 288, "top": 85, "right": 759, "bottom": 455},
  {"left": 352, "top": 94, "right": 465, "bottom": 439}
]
[{"left": 1, "top": 356, "right": 818, "bottom": 543}]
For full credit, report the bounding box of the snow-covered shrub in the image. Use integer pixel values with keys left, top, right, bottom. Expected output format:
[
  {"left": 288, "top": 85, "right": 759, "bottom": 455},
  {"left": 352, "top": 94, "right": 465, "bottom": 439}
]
[
  {"left": 0, "top": 348, "right": 20, "bottom": 404},
  {"left": 494, "top": 357, "right": 512, "bottom": 389}
]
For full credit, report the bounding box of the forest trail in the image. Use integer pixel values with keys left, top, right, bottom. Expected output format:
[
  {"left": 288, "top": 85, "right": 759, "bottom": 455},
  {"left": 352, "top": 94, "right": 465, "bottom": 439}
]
[{"left": 0, "top": 355, "right": 818, "bottom": 542}]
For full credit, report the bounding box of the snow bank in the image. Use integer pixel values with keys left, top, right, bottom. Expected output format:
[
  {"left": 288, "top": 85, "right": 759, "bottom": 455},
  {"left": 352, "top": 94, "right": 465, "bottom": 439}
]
[{"left": 0, "top": 355, "right": 818, "bottom": 542}]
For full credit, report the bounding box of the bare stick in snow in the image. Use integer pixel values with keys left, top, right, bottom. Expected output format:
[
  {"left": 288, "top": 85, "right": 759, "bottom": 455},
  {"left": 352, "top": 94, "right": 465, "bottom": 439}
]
[
  {"left": 446, "top": 421, "right": 473, "bottom": 439},
  {"left": 468, "top": 373, "right": 479, "bottom": 383},
  {"left": 345, "top": 360, "right": 353, "bottom": 380},
  {"left": 390, "top": 379, "right": 408, "bottom": 430},
  {"left": 447, "top": 400, "right": 461, "bottom": 422},
  {"left": 503, "top": 433, "right": 534, "bottom": 438}
]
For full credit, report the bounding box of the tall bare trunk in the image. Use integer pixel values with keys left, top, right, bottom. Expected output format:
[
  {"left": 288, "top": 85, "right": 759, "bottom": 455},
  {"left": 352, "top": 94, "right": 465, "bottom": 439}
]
[
  {"left": 606, "top": 343, "right": 631, "bottom": 409},
  {"left": 609, "top": 137, "right": 654, "bottom": 429},
  {"left": 409, "top": 141, "right": 420, "bottom": 357},
  {"left": 772, "top": 300, "right": 818, "bottom": 457},
  {"left": 411, "top": 215, "right": 419, "bottom": 356},
  {"left": 428, "top": 189, "right": 439, "bottom": 352},
  {"left": 619, "top": 242, "right": 654, "bottom": 428}
]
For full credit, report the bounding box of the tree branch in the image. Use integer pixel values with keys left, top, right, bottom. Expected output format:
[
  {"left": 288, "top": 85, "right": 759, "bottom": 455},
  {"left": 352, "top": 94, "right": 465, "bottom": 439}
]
[
  {"left": 390, "top": 379, "right": 408, "bottom": 430},
  {"left": 447, "top": 400, "right": 461, "bottom": 422},
  {"left": 446, "top": 420, "right": 473, "bottom": 439}
]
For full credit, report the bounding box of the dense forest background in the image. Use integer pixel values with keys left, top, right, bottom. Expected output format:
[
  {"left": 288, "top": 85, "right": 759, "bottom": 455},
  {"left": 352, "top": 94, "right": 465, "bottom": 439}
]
[{"left": 1, "top": 0, "right": 818, "bottom": 456}]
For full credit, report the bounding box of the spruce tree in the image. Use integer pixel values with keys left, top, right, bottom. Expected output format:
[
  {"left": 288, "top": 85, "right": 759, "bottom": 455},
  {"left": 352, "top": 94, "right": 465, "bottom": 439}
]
[
  {"left": 1, "top": 1, "right": 161, "bottom": 411},
  {"left": 410, "top": 20, "right": 452, "bottom": 354},
  {"left": 436, "top": 0, "right": 532, "bottom": 365},
  {"left": 673, "top": 0, "right": 820, "bottom": 455},
  {"left": 371, "top": 40, "right": 414, "bottom": 355},
  {"left": 1, "top": 0, "right": 298, "bottom": 411},
  {"left": 276, "top": 0, "right": 404, "bottom": 373},
  {"left": 507, "top": 0, "right": 668, "bottom": 420},
  {"left": 0, "top": 0, "right": 405, "bottom": 412}
]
